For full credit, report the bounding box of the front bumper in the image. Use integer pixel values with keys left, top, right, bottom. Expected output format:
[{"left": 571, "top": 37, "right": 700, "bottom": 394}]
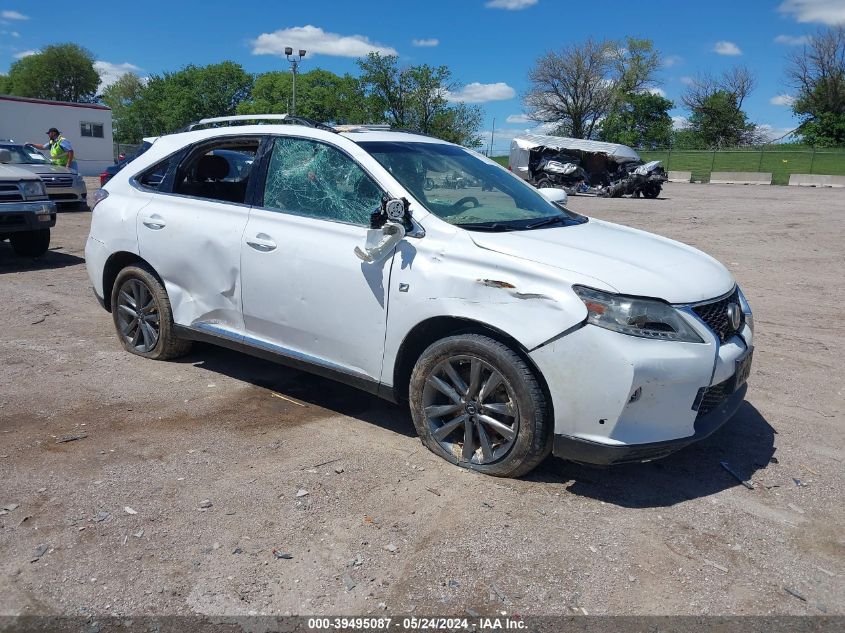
[
  {"left": 529, "top": 305, "right": 753, "bottom": 464},
  {"left": 0, "top": 200, "right": 57, "bottom": 233},
  {"left": 553, "top": 383, "right": 747, "bottom": 465},
  {"left": 46, "top": 185, "right": 87, "bottom": 206}
]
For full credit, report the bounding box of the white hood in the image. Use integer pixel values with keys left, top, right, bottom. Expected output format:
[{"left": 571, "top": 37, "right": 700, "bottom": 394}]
[{"left": 468, "top": 219, "right": 735, "bottom": 304}]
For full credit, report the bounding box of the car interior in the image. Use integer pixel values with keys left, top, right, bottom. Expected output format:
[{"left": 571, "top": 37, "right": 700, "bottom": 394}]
[{"left": 172, "top": 139, "right": 259, "bottom": 204}]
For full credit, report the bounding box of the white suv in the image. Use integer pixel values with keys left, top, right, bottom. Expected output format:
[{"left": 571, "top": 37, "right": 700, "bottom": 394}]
[{"left": 85, "top": 115, "right": 753, "bottom": 477}]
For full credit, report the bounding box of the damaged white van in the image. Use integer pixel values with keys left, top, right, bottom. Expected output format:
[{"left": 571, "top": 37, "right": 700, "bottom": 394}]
[{"left": 85, "top": 115, "right": 753, "bottom": 477}]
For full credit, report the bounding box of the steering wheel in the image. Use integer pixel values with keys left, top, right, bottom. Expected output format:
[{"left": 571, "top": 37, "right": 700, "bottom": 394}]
[{"left": 451, "top": 196, "right": 480, "bottom": 211}]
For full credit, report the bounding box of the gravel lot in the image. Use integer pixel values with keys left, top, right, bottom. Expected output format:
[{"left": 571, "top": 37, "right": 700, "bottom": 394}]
[{"left": 0, "top": 182, "right": 842, "bottom": 617}]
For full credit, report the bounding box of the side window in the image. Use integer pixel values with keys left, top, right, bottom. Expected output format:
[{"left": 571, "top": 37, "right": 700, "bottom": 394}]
[
  {"left": 137, "top": 155, "right": 176, "bottom": 190},
  {"left": 172, "top": 138, "right": 260, "bottom": 204},
  {"left": 263, "top": 137, "right": 382, "bottom": 226}
]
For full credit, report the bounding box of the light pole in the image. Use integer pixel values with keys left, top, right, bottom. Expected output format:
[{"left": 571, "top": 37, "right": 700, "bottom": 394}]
[{"left": 284, "top": 47, "right": 306, "bottom": 116}]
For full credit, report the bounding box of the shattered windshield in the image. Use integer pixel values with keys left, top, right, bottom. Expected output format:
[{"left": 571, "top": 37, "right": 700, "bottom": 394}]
[
  {"left": 0, "top": 144, "right": 50, "bottom": 165},
  {"left": 263, "top": 137, "right": 383, "bottom": 226},
  {"left": 359, "top": 141, "right": 584, "bottom": 231}
]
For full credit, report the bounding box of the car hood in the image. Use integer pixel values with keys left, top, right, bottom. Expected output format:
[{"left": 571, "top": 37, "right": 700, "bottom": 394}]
[
  {"left": 13, "top": 163, "right": 69, "bottom": 176},
  {"left": 467, "top": 218, "right": 734, "bottom": 304},
  {"left": 0, "top": 164, "right": 42, "bottom": 181}
]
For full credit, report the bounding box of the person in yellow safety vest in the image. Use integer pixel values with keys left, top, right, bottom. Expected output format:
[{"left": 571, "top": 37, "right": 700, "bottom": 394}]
[{"left": 28, "top": 127, "right": 77, "bottom": 172}]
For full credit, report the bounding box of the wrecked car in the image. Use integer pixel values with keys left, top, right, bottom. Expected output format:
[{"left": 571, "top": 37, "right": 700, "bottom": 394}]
[
  {"left": 85, "top": 114, "right": 752, "bottom": 477},
  {"left": 509, "top": 133, "right": 667, "bottom": 198}
]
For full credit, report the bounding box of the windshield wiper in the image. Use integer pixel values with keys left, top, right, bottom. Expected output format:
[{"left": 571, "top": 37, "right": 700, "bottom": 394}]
[
  {"left": 459, "top": 222, "right": 518, "bottom": 232},
  {"left": 524, "top": 215, "right": 570, "bottom": 230}
]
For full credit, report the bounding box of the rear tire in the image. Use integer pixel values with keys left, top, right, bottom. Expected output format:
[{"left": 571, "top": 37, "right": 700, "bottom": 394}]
[
  {"left": 10, "top": 229, "right": 50, "bottom": 257},
  {"left": 110, "top": 264, "right": 192, "bottom": 360},
  {"left": 409, "top": 334, "right": 552, "bottom": 478},
  {"left": 643, "top": 183, "right": 661, "bottom": 198}
]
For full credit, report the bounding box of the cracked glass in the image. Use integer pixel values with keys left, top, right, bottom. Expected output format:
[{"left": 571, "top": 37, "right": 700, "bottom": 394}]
[{"left": 263, "top": 138, "right": 383, "bottom": 226}]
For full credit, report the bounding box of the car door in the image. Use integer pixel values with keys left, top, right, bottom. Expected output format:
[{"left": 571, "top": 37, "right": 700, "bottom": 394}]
[
  {"left": 135, "top": 135, "right": 264, "bottom": 337},
  {"left": 240, "top": 135, "right": 393, "bottom": 383}
]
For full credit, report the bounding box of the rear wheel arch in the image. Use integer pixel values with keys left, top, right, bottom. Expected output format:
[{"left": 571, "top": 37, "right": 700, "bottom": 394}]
[
  {"left": 102, "top": 252, "right": 161, "bottom": 312},
  {"left": 391, "top": 316, "right": 553, "bottom": 413}
]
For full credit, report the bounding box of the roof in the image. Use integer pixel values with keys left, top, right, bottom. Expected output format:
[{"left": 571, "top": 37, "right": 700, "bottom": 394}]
[
  {"left": 0, "top": 94, "right": 111, "bottom": 111},
  {"left": 513, "top": 133, "right": 640, "bottom": 163}
]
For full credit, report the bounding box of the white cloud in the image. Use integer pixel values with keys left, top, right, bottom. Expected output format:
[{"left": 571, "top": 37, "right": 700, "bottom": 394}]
[
  {"left": 774, "top": 34, "right": 810, "bottom": 45},
  {"left": 778, "top": 0, "right": 845, "bottom": 25},
  {"left": 770, "top": 93, "right": 796, "bottom": 106},
  {"left": 757, "top": 123, "right": 798, "bottom": 142},
  {"left": 1, "top": 10, "right": 29, "bottom": 20},
  {"left": 95, "top": 61, "right": 144, "bottom": 92},
  {"left": 642, "top": 87, "right": 666, "bottom": 97},
  {"left": 411, "top": 38, "right": 439, "bottom": 47},
  {"left": 506, "top": 114, "right": 532, "bottom": 123},
  {"left": 1, "top": 29, "right": 20, "bottom": 37},
  {"left": 251, "top": 25, "right": 397, "bottom": 58},
  {"left": 13, "top": 49, "right": 37, "bottom": 59},
  {"left": 445, "top": 82, "right": 516, "bottom": 103},
  {"left": 672, "top": 116, "right": 690, "bottom": 130},
  {"left": 664, "top": 55, "right": 683, "bottom": 67},
  {"left": 680, "top": 76, "right": 695, "bottom": 86},
  {"left": 485, "top": 0, "right": 538, "bottom": 9},
  {"left": 714, "top": 41, "right": 742, "bottom": 55}
]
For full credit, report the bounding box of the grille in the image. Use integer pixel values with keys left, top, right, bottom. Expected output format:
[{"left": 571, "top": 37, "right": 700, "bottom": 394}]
[
  {"left": 41, "top": 175, "right": 74, "bottom": 188},
  {"left": 0, "top": 181, "right": 24, "bottom": 202},
  {"left": 693, "top": 377, "right": 733, "bottom": 420},
  {"left": 692, "top": 289, "right": 742, "bottom": 342}
]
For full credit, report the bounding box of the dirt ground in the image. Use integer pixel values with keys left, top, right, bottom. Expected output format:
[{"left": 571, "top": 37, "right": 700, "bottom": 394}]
[{"left": 0, "top": 182, "right": 842, "bottom": 618}]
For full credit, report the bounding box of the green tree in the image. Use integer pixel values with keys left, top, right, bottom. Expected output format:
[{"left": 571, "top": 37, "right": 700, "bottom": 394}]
[
  {"left": 237, "top": 69, "right": 367, "bottom": 123},
  {"left": 787, "top": 26, "right": 845, "bottom": 147},
  {"left": 100, "top": 72, "right": 146, "bottom": 144},
  {"left": 357, "top": 53, "right": 483, "bottom": 147},
  {"left": 127, "top": 61, "right": 253, "bottom": 136},
  {"left": 0, "top": 74, "right": 9, "bottom": 94},
  {"left": 6, "top": 44, "right": 99, "bottom": 102},
  {"left": 685, "top": 91, "right": 758, "bottom": 148},
  {"left": 598, "top": 91, "right": 673, "bottom": 148},
  {"left": 681, "top": 67, "right": 760, "bottom": 147}
]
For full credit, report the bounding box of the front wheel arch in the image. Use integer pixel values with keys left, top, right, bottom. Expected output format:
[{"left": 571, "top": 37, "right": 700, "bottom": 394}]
[
  {"left": 391, "top": 316, "right": 553, "bottom": 415},
  {"left": 102, "top": 252, "right": 159, "bottom": 312}
]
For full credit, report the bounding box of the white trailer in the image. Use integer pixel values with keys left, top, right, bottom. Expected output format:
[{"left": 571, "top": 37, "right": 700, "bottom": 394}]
[{"left": 0, "top": 95, "right": 114, "bottom": 176}]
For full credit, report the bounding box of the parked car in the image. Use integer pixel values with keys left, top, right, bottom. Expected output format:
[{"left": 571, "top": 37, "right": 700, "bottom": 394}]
[
  {"left": 85, "top": 115, "right": 753, "bottom": 477},
  {"left": 509, "top": 134, "right": 668, "bottom": 198},
  {"left": 99, "top": 140, "right": 156, "bottom": 187},
  {"left": 0, "top": 142, "right": 87, "bottom": 209},
  {"left": 0, "top": 150, "right": 57, "bottom": 256}
]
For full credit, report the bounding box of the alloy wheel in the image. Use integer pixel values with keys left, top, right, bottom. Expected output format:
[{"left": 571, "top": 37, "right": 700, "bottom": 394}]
[{"left": 116, "top": 278, "right": 160, "bottom": 353}]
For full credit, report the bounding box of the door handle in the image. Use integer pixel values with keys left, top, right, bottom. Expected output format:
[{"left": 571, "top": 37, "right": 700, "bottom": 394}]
[
  {"left": 246, "top": 234, "right": 277, "bottom": 252},
  {"left": 141, "top": 214, "right": 166, "bottom": 230}
]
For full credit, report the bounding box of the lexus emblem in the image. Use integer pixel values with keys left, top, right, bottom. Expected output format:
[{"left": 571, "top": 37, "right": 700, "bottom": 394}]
[{"left": 726, "top": 303, "right": 741, "bottom": 330}]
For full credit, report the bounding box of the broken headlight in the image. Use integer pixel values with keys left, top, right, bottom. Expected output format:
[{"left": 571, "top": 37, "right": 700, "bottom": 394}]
[{"left": 573, "top": 286, "right": 703, "bottom": 343}]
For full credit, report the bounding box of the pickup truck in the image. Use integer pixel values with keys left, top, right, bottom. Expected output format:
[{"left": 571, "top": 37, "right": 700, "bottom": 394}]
[{"left": 0, "top": 155, "right": 57, "bottom": 257}]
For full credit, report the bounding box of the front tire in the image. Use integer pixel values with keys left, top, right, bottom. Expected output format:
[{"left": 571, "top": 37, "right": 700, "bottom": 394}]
[
  {"left": 643, "top": 183, "right": 661, "bottom": 198},
  {"left": 110, "top": 265, "right": 191, "bottom": 360},
  {"left": 10, "top": 229, "right": 50, "bottom": 257},
  {"left": 409, "top": 334, "right": 551, "bottom": 478}
]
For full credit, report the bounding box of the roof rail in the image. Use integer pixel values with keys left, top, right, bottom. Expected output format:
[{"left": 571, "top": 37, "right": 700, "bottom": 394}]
[
  {"left": 182, "top": 114, "right": 336, "bottom": 133},
  {"left": 333, "top": 124, "right": 392, "bottom": 133}
]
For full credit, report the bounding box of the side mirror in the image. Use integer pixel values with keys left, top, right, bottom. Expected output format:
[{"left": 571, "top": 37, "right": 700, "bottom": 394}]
[
  {"left": 538, "top": 187, "right": 568, "bottom": 207},
  {"left": 354, "top": 221, "right": 406, "bottom": 263}
]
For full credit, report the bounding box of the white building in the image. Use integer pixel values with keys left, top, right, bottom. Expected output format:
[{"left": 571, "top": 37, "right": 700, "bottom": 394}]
[{"left": 0, "top": 95, "right": 114, "bottom": 176}]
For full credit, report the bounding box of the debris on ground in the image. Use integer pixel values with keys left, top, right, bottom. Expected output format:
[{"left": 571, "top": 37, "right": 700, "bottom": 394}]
[
  {"left": 334, "top": 466, "right": 344, "bottom": 474},
  {"left": 784, "top": 587, "right": 807, "bottom": 602},
  {"left": 489, "top": 584, "right": 509, "bottom": 604},
  {"left": 377, "top": 602, "right": 387, "bottom": 610},
  {"left": 232, "top": 547, "right": 243, "bottom": 555},
  {"left": 198, "top": 499, "right": 213, "bottom": 509},
  {"left": 272, "top": 549, "right": 293, "bottom": 560},
  {"left": 348, "top": 553, "right": 364, "bottom": 568},
  {"left": 793, "top": 478, "right": 809, "bottom": 487},
  {"left": 425, "top": 487, "right": 441, "bottom": 497},
  {"left": 296, "top": 489, "right": 309, "bottom": 498},
  {"left": 2, "top": 503, "right": 19, "bottom": 512},
  {"left": 720, "top": 461, "right": 755, "bottom": 489},
  {"left": 92, "top": 511, "right": 109, "bottom": 523},
  {"left": 383, "top": 543, "right": 398, "bottom": 553},
  {"left": 448, "top": 579, "right": 461, "bottom": 588},
  {"left": 124, "top": 506, "right": 137, "bottom": 515},
  {"left": 481, "top": 501, "right": 494, "bottom": 509},
  {"left": 30, "top": 543, "right": 49, "bottom": 563},
  {"left": 800, "top": 464, "right": 819, "bottom": 476},
  {"left": 703, "top": 558, "right": 728, "bottom": 572},
  {"left": 56, "top": 432, "right": 88, "bottom": 444},
  {"left": 343, "top": 574, "right": 357, "bottom": 591}
]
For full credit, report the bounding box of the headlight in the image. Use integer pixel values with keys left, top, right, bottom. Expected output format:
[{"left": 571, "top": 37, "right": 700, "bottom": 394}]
[
  {"left": 74, "top": 174, "right": 85, "bottom": 186},
  {"left": 573, "top": 285, "right": 703, "bottom": 343},
  {"left": 737, "top": 286, "right": 754, "bottom": 333},
  {"left": 22, "top": 180, "right": 46, "bottom": 199}
]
